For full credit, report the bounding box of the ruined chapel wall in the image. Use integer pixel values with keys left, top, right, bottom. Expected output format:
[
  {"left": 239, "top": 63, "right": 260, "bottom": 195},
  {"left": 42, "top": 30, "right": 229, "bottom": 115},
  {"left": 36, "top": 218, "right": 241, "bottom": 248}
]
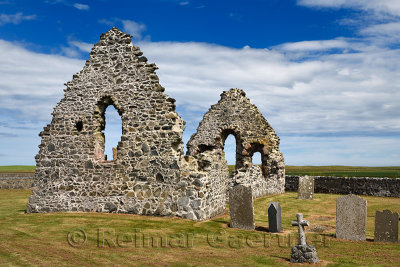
[
  {"left": 187, "top": 89, "right": 285, "bottom": 196},
  {"left": 27, "top": 28, "right": 284, "bottom": 221},
  {"left": 28, "top": 28, "right": 195, "bottom": 218}
]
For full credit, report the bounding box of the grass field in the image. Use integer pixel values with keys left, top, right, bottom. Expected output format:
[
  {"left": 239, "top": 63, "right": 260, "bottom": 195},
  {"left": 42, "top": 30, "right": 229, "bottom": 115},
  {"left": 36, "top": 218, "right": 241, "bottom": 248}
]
[
  {"left": 227, "top": 165, "right": 400, "bottom": 178},
  {"left": 285, "top": 166, "right": 400, "bottom": 178},
  {"left": 0, "top": 165, "right": 35, "bottom": 173},
  {"left": 0, "top": 190, "right": 399, "bottom": 266}
]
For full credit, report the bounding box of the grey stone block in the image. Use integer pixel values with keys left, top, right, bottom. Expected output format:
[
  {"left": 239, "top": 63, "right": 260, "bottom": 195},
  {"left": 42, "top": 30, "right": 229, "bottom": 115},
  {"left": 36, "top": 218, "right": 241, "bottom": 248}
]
[
  {"left": 336, "top": 194, "right": 367, "bottom": 241},
  {"left": 268, "top": 202, "right": 282, "bottom": 233},
  {"left": 229, "top": 185, "right": 254, "bottom": 230},
  {"left": 374, "top": 209, "right": 399, "bottom": 243},
  {"left": 298, "top": 175, "right": 314, "bottom": 200}
]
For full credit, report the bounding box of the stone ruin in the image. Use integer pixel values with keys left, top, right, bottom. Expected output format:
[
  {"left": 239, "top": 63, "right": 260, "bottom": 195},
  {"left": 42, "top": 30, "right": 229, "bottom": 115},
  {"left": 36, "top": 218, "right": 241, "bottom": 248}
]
[{"left": 27, "top": 28, "right": 285, "bottom": 221}]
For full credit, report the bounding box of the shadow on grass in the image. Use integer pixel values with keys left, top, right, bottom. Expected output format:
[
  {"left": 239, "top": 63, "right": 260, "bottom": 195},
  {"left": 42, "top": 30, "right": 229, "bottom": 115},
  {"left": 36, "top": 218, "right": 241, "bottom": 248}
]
[{"left": 255, "top": 226, "right": 269, "bottom": 232}]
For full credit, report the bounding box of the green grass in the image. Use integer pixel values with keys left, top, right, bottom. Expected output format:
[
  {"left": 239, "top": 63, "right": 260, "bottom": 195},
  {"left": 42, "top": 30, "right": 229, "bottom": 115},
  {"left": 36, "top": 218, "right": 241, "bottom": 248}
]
[
  {"left": 228, "top": 165, "right": 400, "bottom": 178},
  {"left": 0, "top": 166, "right": 35, "bottom": 173},
  {"left": 0, "top": 190, "right": 399, "bottom": 266},
  {"left": 285, "top": 165, "right": 400, "bottom": 178}
]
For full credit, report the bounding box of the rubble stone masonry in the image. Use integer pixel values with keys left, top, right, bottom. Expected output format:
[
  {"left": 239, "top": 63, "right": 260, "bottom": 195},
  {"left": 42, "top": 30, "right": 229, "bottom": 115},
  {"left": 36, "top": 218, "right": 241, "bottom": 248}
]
[{"left": 26, "top": 28, "right": 285, "bottom": 220}]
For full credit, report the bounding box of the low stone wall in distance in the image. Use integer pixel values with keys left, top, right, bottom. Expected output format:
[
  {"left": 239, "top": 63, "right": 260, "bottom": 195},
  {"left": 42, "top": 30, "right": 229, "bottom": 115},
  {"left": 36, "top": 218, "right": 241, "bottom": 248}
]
[
  {"left": 285, "top": 175, "right": 400, "bottom": 197},
  {"left": 2, "top": 173, "right": 400, "bottom": 197},
  {"left": 0, "top": 173, "right": 35, "bottom": 189}
]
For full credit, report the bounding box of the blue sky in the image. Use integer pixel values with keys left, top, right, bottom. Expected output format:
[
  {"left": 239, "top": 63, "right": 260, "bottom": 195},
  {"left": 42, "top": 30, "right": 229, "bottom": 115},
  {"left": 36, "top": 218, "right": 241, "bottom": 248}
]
[{"left": 0, "top": 0, "right": 400, "bottom": 166}]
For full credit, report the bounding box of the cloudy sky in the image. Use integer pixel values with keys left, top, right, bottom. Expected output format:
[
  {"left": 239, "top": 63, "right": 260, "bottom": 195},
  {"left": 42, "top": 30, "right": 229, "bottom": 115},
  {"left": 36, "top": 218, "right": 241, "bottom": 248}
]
[{"left": 0, "top": 0, "right": 399, "bottom": 166}]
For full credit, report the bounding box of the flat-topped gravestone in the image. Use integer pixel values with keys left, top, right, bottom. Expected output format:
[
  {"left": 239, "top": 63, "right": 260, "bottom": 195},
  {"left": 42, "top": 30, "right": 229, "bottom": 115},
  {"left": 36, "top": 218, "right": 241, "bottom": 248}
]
[
  {"left": 268, "top": 202, "right": 282, "bottom": 233},
  {"left": 229, "top": 184, "right": 254, "bottom": 230},
  {"left": 298, "top": 175, "right": 314, "bottom": 200},
  {"left": 374, "top": 210, "right": 399, "bottom": 243},
  {"left": 336, "top": 194, "right": 367, "bottom": 241}
]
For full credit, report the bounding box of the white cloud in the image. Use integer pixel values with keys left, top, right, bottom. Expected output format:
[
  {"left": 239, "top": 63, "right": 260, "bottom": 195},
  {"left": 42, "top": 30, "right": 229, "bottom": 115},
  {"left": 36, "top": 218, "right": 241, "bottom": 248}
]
[
  {"left": 59, "top": 39, "right": 93, "bottom": 57},
  {"left": 136, "top": 40, "right": 400, "bottom": 142},
  {"left": 276, "top": 38, "right": 352, "bottom": 52},
  {"left": 99, "top": 19, "right": 148, "bottom": 40},
  {"left": 297, "top": 0, "right": 400, "bottom": 17},
  {"left": 282, "top": 136, "right": 400, "bottom": 166},
  {"left": 297, "top": 1, "right": 400, "bottom": 49},
  {"left": 73, "top": 3, "right": 89, "bottom": 10},
  {"left": 69, "top": 40, "right": 93, "bottom": 52},
  {"left": 360, "top": 22, "right": 400, "bottom": 44},
  {"left": 179, "top": 1, "right": 189, "bottom": 6},
  {"left": 0, "top": 12, "right": 36, "bottom": 26},
  {"left": 0, "top": 39, "right": 83, "bottom": 119},
  {"left": 122, "top": 20, "right": 147, "bottom": 40}
]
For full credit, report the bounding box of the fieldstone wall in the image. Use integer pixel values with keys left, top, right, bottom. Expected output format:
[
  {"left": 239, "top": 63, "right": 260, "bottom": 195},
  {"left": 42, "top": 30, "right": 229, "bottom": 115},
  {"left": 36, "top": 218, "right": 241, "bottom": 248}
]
[
  {"left": 187, "top": 89, "right": 285, "bottom": 197},
  {"left": 230, "top": 166, "right": 283, "bottom": 198},
  {"left": 0, "top": 173, "right": 34, "bottom": 189},
  {"left": 286, "top": 175, "right": 400, "bottom": 197},
  {"left": 27, "top": 28, "right": 284, "bottom": 220},
  {"left": 28, "top": 28, "right": 190, "bottom": 217}
]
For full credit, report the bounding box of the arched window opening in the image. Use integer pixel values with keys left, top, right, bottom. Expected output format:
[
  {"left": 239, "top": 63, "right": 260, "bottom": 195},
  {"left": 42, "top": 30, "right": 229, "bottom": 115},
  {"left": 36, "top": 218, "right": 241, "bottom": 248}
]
[
  {"left": 103, "top": 105, "right": 122, "bottom": 160},
  {"left": 252, "top": 151, "right": 264, "bottom": 174},
  {"left": 93, "top": 96, "right": 123, "bottom": 162},
  {"left": 224, "top": 134, "right": 236, "bottom": 165},
  {"left": 221, "top": 130, "right": 237, "bottom": 175},
  {"left": 252, "top": 151, "right": 262, "bottom": 165}
]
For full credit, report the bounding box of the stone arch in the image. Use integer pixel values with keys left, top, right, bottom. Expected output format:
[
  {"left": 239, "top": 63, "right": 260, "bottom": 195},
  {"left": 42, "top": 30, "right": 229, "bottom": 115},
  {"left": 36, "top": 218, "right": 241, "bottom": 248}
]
[
  {"left": 187, "top": 88, "right": 285, "bottom": 197},
  {"left": 219, "top": 128, "right": 241, "bottom": 168},
  {"left": 93, "top": 95, "right": 124, "bottom": 161},
  {"left": 248, "top": 142, "right": 268, "bottom": 178}
]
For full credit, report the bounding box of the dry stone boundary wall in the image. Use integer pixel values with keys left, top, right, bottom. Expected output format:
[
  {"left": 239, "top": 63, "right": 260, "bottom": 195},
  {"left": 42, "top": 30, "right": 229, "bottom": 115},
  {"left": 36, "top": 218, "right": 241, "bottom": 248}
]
[
  {"left": 0, "top": 173, "right": 34, "bottom": 189},
  {"left": 285, "top": 175, "right": 400, "bottom": 197}
]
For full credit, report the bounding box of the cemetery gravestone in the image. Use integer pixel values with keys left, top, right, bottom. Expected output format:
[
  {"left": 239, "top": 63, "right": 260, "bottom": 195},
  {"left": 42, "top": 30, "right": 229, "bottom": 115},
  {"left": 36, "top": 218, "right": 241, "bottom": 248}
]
[
  {"left": 374, "top": 210, "right": 399, "bottom": 243},
  {"left": 290, "top": 213, "right": 319, "bottom": 263},
  {"left": 336, "top": 194, "right": 367, "bottom": 241},
  {"left": 229, "top": 184, "right": 254, "bottom": 230},
  {"left": 268, "top": 202, "right": 282, "bottom": 233},
  {"left": 298, "top": 175, "right": 314, "bottom": 200}
]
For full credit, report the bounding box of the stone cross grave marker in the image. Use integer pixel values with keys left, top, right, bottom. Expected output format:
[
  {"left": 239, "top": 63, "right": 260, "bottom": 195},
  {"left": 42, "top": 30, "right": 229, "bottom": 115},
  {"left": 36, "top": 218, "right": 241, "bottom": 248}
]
[
  {"left": 298, "top": 175, "right": 314, "bottom": 200},
  {"left": 268, "top": 202, "right": 282, "bottom": 233},
  {"left": 374, "top": 209, "right": 399, "bottom": 243},
  {"left": 292, "top": 213, "right": 309, "bottom": 245},
  {"left": 290, "top": 213, "right": 319, "bottom": 263},
  {"left": 336, "top": 194, "right": 367, "bottom": 241},
  {"left": 229, "top": 184, "right": 254, "bottom": 230}
]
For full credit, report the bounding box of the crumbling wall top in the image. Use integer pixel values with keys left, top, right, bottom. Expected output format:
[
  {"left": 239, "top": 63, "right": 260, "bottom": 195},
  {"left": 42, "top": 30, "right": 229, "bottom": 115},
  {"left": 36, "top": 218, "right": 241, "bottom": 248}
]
[{"left": 187, "top": 88, "right": 281, "bottom": 157}]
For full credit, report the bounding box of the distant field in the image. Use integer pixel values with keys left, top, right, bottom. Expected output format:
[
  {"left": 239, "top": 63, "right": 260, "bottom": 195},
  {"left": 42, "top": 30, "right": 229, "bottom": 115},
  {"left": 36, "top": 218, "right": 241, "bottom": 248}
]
[
  {"left": 229, "top": 165, "right": 400, "bottom": 178},
  {"left": 0, "top": 166, "right": 35, "bottom": 173},
  {"left": 285, "top": 165, "right": 400, "bottom": 178},
  {"left": 1, "top": 165, "right": 400, "bottom": 178}
]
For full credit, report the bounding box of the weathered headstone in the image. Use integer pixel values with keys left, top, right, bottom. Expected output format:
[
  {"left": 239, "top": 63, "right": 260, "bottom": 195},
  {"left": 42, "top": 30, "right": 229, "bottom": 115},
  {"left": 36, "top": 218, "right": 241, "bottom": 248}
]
[
  {"left": 298, "top": 175, "right": 314, "bottom": 200},
  {"left": 374, "top": 209, "right": 399, "bottom": 243},
  {"left": 336, "top": 194, "right": 367, "bottom": 241},
  {"left": 290, "top": 213, "right": 319, "bottom": 263},
  {"left": 268, "top": 202, "right": 282, "bottom": 233},
  {"left": 229, "top": 184, "right": 254, "bottom": 230}
]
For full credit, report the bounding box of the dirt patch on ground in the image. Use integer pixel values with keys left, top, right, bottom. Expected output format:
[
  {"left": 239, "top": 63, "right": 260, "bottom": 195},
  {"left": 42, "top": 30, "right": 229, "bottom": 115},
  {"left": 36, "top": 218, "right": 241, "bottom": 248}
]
[
  {"left": 315, "top": 216, "right": 335, "bottom": 221},
  {"left": 306, "top": 225, "right": 335, "bottom": 233},
  {"left": 308, "top": 215, "right": 335, "bottom": 222}
]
